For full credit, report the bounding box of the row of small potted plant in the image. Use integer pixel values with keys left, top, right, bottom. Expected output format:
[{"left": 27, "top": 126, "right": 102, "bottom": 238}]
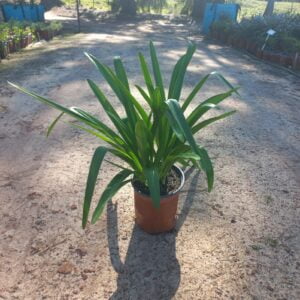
[
  {"left": 0, "top": 21, "right": 63, "bottom": 61},
  {"left": 210, "top": 13, "right": 300, "bottom": 70}
]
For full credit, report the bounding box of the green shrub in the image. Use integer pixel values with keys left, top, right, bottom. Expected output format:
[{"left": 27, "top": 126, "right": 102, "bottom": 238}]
[{"left": 211, "top": 13, "right": 300, "bottom": 55}]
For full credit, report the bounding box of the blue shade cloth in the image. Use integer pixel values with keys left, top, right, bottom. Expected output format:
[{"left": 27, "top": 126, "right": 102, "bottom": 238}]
[
  {"left": 1, "top": 4, "right": 45, "bottom": 22},
  {"left": 202, "top": 3, "right": 239, "bottom": 34}
]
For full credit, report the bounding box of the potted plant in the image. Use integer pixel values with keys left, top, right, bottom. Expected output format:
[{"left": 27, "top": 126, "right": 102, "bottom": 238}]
[
  {"left": 9, "top": 42, "right": 238, "bottom": 233},
  {"left": 0, "top": 26, "right": 9, "bottom": 59}
]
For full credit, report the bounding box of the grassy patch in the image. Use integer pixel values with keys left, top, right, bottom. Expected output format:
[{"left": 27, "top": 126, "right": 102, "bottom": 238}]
[
  {"left": 264, "top": 195, "right": 274, "bottom": 204},
  {"left": 250, "top": 244, "right": 263, "bottom": 251},
  {"left": 235, "top": 0, "right": 300, "bottom": 19},
  {"left": 264, "top": 237, "right": 278, "bottom": 248},
  {"left": 61, "top": 0, "right": 300, "bottom": 16}
]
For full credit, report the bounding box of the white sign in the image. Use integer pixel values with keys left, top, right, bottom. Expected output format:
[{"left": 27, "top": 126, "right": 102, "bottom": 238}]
[{"left": 267, "top": 29, "right": 276, "bottom": 36}]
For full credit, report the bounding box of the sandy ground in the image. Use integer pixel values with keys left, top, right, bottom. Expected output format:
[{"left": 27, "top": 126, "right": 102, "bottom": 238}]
[{"left": 0, "top": 13, "right": 300, "bottom": 300}]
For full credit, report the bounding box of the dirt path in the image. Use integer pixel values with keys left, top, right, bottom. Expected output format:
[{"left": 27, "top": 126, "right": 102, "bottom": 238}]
[{"left": 0, "top": 15, "right": 299, "bottom": 299}]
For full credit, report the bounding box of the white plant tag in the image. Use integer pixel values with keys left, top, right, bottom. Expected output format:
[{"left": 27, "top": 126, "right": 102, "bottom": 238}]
[{"left": 267, "top": 29, "right": 276, "bottom": 36}]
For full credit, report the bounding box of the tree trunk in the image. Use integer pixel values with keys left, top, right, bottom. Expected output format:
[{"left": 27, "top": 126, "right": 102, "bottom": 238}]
[
  {"left": 76, "top": 0, "right": 81, "bottom": 33},
  {"left": 110, "top": 0, "right": 137, "bottom": 17},
  {"left": 188, "top": 0, "right": 224, "bottom": 22},
  {"left": 263, "top": 0, "right": 275, "bottom": 17},
  {"left": 191, "top": 0, "right": 207, "bottom": 22},
  {"left": 119, "top": 0, "right": 137, "bottom": 17}
]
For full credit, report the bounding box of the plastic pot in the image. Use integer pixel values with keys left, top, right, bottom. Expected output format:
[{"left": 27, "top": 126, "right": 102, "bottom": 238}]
[
  {"left": 246, "top": 41, "right": 257, "bottom": 54},
  {"left": 133, "top": 166, "right": 185, "bottom": 234},
  {"left": 238, "top": 38, "right": 247, "bottom": 49},
  {"left": 8, "top": 39, "right": 15, "bottom": 53},
  {"left": 39, "top": 30, "right": 53, "bottom": 41},
  {"left": 28, "top": 34, "right": 33, "bottom": 45},
  {"left": 0, "top": 42, "right": 9, "bottom": 59},
  {"left": 262, "top": 50, "right": 272, "bottom": 61},
  {"left": 14, "top": 39, "right": 21, "bottom": 52},
  {"left": 21, "top": 37, "right": 27, "bottom": 48},
  {"left": 255, "top": 48, "right": 263, "bottom": 59},
  {"left": 270, "top": 53, "right": 281, "bottom": 64},
  {"left": 292, "top": 53, "right": 300, "bottom": 70},
  {"left": 220, "top": 33, "right": 228, "bottom": 44}
]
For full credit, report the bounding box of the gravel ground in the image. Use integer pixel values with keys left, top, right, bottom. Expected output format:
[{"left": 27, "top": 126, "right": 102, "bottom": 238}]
[{"left": 0, "top": 13, "right": 299, "bottom": 300}]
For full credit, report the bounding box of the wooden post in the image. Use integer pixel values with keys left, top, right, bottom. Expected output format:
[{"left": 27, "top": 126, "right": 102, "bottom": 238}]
[{"left": 76, "top": 0, "right": 81, "bottom": 33}]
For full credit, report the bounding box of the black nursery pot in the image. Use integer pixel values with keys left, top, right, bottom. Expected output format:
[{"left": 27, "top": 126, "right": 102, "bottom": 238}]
[{"left": 0, "top": 42, "right": 9, "bottom": 59}]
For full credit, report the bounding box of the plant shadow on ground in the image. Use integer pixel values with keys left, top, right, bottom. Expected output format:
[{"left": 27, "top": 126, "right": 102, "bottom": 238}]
[{"left": 107, "top": 168, "right": 200, "bottom": 299}]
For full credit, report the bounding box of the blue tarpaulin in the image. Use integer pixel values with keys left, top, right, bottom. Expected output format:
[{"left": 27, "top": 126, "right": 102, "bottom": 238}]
[
  {"left": 202, "top": 3, "right": 239, "bottom": 34},
  {"left": 1, "top": 4, "right": 45, "bottom": 22}
]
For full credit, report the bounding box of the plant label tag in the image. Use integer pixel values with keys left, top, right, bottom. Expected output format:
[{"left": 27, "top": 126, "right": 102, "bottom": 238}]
[{"left": 267, "top": 29, "right": 276, "bottom": 36}]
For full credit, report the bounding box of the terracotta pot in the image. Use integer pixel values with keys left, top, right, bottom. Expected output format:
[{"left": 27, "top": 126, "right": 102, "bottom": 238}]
[
  {"left": 293, "top": 53, "right": 300, "bottom": 70},
  {"left": 262, "top": 50, "right": 272, "bottom": 61},
  {"left": 270, "top": 53, "right": 281, "bottom": 64},
  {"left": 133, "top": 166, "right": 185, "bottom": 234},
  {"left": 255, "top": 48, "right": 263, "bottom": 59}
]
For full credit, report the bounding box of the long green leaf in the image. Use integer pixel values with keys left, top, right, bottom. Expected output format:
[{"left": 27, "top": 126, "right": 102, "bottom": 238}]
[
  {"left": 86, "top": 53, "right": 149, "bottom": 124},
  {"left": 182, "top": 71, "right": 239, "bottom": 112},
  {"left": 166, "top": 99, "right": 214, "bottom": 191},
  {"left": 67, "top": 121, "right": 125, "bottom": 150},
  {"left": 85, "top": 52, "right": 137, "bottom": 127},
  {"left": 114, "top": 56, "right": 130, "bottom": 91},
  {"left": 87, "top": 79, "right": 136, "bottom": 148},
  {"left": 149, "top": 41, "right": 165, "bottom": 101},
  {"left": 138, "top": 53, "right": 155, "bottom": 99},
  {"left": 144, "top": 168, "right": 160, "bottom": 208},
  {"left": 197, "top": 147, "right": 214, "bottom": 192},
  {"left": 187, "top": 88, "right": 239, "bottom": 127},
  {"left": 182, "top": 74, "right": 210, "bottom": 111},
  {"left": 91, "top": 169, "right": 132, "bottom": 223},
  {"left": 47, "top": 112, "right": 64, "bottom": 137},
  {"left": 135, "top": 120, "right": 152, "bottom": 166},
  {"left": 8, "top": 82, "right": 120, "bottom": 142},
  {"left": 192, "top": 110, "right": 236, "bottom": 134},
  {"left": 82, "top": 146, "right": 107, "bottom": 228},
  {"left": 168, "top": 42, "right": 196, "bottom": 100},
  {"left": 135, "top": 84, "right": 152, "bottom": 107}
]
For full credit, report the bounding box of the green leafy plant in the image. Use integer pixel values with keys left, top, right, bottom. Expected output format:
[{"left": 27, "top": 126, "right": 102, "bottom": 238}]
[{"left": 9, "top": 42, "right": 238, "bottom": 228}]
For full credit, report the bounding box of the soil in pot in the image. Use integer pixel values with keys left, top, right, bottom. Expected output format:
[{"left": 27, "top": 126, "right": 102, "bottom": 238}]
[{"left": 132, "top": 166, "right": 185, "bottom": 234}]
